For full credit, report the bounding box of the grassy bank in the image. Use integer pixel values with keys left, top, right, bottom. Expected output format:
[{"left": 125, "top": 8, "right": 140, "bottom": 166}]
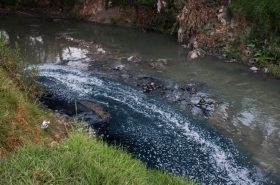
[
  {"left": 0, "top": 34, "right": 53, "bottom": 155},
  {"left": 0, "top": 34, "right": 196, "bottom": 184},
  {"left": 0, "top": 132, "right": 195, "bottom": 184}
]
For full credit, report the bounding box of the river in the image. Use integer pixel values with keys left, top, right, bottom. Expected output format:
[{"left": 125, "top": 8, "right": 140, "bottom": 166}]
[{"left": 1, "top": 15, "right": 280, "bottom": 184}]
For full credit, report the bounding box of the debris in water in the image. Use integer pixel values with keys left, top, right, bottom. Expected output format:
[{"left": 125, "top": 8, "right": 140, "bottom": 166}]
[
  {"left": 157, "top": 0, "right": 161, "bottom": 13},
  {"left": 249, "top": 66, "right": 258, "bottom": 71}
]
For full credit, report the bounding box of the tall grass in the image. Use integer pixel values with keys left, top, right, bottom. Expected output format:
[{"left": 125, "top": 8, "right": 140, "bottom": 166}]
[
  {"left": 226, "top": 0, "right": 280, "bottom": 74},
  {"left": 0, "top": 132, "right": 196, "bottom": 185},
  {"left": 0, "top": 34, "right": 53, "bottom": 155}
]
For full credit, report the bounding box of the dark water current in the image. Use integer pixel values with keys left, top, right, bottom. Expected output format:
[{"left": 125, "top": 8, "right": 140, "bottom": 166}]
[
  {"left": 1, "top": 15, "right": 280, "bottom": 184},
  {"left": 38, "top": 64, "right": 270, "bottom": 184}
]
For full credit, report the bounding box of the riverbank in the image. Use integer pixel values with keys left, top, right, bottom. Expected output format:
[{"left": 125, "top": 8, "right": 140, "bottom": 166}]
[
  {"left": 0, "top": 34, "right": 196, "bottom": 184},
  {"left": 1, "top": 132, "right": 196, "bottom": 184},
  {"left": 1, "top": 1, "right": 280, "bottom": 78}
]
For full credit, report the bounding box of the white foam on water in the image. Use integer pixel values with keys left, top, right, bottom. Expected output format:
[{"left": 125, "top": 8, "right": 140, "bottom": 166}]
[
  {"left": 59, "top": 47, "right": 88, "bottom": 61},
  {"left": 191, "top": 135, "right": 255, "bottom": 185},
  {"left": 39, "top": 64, "right": 102, "bottom": 98},
  {"left": 38, "top": 64, "right": 264, "bottom": 184}
]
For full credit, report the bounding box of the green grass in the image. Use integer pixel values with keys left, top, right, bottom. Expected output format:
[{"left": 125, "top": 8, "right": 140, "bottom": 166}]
[
  {"left": 0, "top": 34, "right": 53, "bottom": 155},
  {"left": 224, "top": 0, "right": 280, "bottom": 76},
  {"left": 0, "top": 132, "right": 196, "bottom": 185},
  {"left": 0, "top": 67, "right": 48, "bottom": 154}
]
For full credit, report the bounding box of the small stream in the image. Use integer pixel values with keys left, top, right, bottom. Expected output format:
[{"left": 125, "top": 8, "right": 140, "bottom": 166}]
[{"left": 1, "top": 15, "right": 280, "bottom": 184}]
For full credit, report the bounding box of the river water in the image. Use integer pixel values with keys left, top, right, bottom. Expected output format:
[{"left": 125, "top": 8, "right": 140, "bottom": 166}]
[{"left": 1, "top": 15, "right": 280, "bottom": 184}]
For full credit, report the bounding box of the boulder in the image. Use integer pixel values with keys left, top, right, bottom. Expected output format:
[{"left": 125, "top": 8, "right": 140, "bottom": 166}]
[
  {"left": 187, "top": 49, "right": 206, "bottom": 60},
  {"left": 188, "top": 51, "right": 198, "bottom": 60}
]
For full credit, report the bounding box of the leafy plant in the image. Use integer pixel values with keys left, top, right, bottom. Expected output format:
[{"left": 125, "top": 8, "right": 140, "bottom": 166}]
[
  {"left": 109, "top": 17, "right": 124, "bottom": 26},
  {"left": 99, "top": 17, "right": 106, "bottom": 23}
]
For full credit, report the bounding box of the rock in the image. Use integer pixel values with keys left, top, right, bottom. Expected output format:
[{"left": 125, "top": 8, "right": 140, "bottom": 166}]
[
  {"left": 248, "top": 59, "right": 255, "bottom": 64},
  {"left": 263, "top": 67, "right": 269, "bottom": 73},
  {"left": 187, "top": 48, "right": 206, "bottom": 60},
  {"left": 250, "top": 66, "right": 258, "bottom": 71},
  {"left": 78, "top": 101, "right": 110, "bottom": 122},
  {"left": 198, "top": 97, "right": 205, "bottom": 105},
  {"left": 190, "top": 51, "right": 198, "bottom": 59},
  {"left": 191, "top": 87, "right": 196, "bottom": 94}
]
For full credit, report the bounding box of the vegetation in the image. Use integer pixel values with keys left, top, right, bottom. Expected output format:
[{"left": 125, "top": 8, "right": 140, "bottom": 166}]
[
  {"left": 0, "top": 33, "right": 52, "bottom": 155},
  {"left": 227, "top": 0, "right": 280, "bottom": 76},
  {"left": 0, "top": 0, "right": 81, "bottom": 12},
  {"left": 112, "top": 0, "right": 177, "bottom": 32},
  {"left": 0, "top": 132, "right": 196, "bottom": 184}
]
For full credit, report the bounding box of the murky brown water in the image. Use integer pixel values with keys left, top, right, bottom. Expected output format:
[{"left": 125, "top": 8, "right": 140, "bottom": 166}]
[{"left": 1, "top": 14, "right": 280, "bottom": 181}]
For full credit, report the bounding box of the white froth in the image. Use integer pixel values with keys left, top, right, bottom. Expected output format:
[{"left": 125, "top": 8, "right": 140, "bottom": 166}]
[
  {"left": 38, "top": 64, "right": 259, "bottom": 184},
  {"left": 59, "top": 47, "right": 88, "bottom": 61}
]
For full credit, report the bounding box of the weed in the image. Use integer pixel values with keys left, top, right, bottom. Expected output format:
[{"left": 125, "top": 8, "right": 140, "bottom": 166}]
[
  {"left": 99, "top": 17, "right": 106, "bottom": 23},
  {"left": 0, "top": 33, "right": 53, "bottom": 154},
  {"left": 269, "top": 64, "right": 280, "bottom": 76},
  {"left": 0, "top": 132, "right": 196, "bottom": 185},
  {"left": 109, "top": 17, "right": 124, "bottom": 26}
]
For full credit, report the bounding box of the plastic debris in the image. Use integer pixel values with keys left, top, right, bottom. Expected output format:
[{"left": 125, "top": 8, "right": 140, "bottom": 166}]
[
  {"left": 97, "top": 48, "right": 106, "bottom": 54},
  {"left": 249, "top": 66, "right": 258, "bottom": 71},
  {"left": 41, "top": 120, "right": 50, "bottom": 129},
  {"left": 159, "top": 58, "right": 167, "bottom": 63},
  {"left": 157, "top": 0, "right": 161, "bottom": 13},
  {"left": 127, "top": 56, "right": 134, "bottom": 61}
]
